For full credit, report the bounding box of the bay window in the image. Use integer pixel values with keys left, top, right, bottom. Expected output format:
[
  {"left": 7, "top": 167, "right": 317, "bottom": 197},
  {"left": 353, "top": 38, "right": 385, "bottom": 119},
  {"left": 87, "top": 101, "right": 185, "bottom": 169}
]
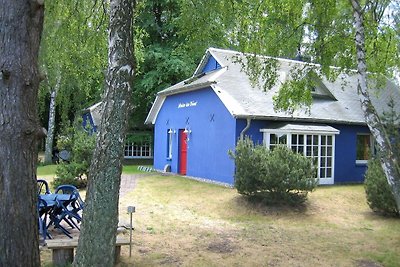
[{"left": 261, "top": 124, "right": 339, "bottom": 185}]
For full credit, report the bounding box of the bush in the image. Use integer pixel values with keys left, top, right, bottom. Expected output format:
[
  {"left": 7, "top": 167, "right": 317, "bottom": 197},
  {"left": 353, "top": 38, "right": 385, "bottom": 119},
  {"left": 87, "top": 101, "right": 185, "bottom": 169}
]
[
  {"left": 230, "top": 138, "right": 317, "bottom": 204},
  {"left": 364, "top": 158, "right": 399, "bottom": 216},
  {"left": 53, "top": 125, "right": 95, "bottom": 189}
]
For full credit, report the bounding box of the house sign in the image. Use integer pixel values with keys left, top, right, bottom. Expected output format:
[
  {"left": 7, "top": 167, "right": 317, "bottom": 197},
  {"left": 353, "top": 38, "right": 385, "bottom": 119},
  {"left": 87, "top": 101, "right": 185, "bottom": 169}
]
[{"left": 178, "top": 101, "right": 198, "bottom": 109}]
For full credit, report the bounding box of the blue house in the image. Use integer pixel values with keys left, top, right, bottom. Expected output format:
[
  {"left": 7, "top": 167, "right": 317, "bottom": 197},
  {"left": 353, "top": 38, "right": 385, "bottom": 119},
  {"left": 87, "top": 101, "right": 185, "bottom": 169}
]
[
  {"left": 82, "top": 102, "right": 153, "bottom": 161},
  {"left": 145, "top": 47, "right": 400, "bottom": 185}
]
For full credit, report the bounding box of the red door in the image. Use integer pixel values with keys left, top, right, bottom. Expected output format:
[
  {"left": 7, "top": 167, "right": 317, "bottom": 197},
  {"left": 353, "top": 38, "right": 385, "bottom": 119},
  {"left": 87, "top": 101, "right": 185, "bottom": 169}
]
[{"left": 179, "top": 130, "right": 188, "bottom": 175}]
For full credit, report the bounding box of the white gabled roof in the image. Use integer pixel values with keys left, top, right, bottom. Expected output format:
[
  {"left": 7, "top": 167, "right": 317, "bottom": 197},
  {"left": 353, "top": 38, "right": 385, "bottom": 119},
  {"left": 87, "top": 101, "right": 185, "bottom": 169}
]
[
  {"left": 145, "top": 47, "right": 400, "bottom": 125},
  {"left": 84, "top": 102, "right": 103, "bottom": 126}
]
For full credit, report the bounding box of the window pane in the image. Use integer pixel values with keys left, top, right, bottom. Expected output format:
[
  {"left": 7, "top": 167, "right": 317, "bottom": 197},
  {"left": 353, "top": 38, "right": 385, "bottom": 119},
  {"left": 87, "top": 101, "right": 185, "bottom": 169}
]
[
  {"left": 306, "top": 146, "right": 312, "bottom": 156},
  {"left": 279, "top": 134, "right": 287, "bottom": 144},
  {"left": 313, "top": 135, "right": 318, "bottom": 145},
  {"left": 313, "top": 146, "right": 318, "bottom": 156},
  {"left": 356, "top": 135, "right": 371, "bottom": 160},
  {"left": 270, "top": 134, "right": 278, "bottom": 145},
  {"left": 292, "top": 134, "right": 298, "bottom": 145},
  {"left": 321, "top": 147, "right": 326, "bottom": 156},
  {"left": 299, "top": 135, "right": 304, "bottom": 145},
  {"left": 327, "top": 168, "right": 332, "bottom": 177},
  {"left": 321, "top": 136, "right": 326, "bottom": 145},
  {"left": 307, "top": 135, "right": 312, "bottom": 145},
  {"left": 327, "top": 136, "right": 332, "bottom": 145},
  {"left": 321, "top": 157, "right": 326, "bottom": 166},
  {"left": 319, "top": 168, "right": 325, "bottom": 178}
]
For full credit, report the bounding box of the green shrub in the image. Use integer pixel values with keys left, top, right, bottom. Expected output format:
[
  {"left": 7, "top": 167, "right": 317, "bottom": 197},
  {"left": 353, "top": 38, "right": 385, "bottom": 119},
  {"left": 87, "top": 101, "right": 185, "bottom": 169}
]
[
  {"left": 230, "top": 138, "right": 317, "bottom": 204},
  {"left": 53, "top": 125, "right": 95, "bottom": 189},
  {"left": 364, "top": 158, "right": 399, "bottom": 216}
]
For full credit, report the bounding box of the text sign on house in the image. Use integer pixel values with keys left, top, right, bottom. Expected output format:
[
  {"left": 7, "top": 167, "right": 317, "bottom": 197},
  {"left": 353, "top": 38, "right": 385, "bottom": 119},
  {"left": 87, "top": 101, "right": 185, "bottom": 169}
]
[{"left": 178, "top": 101, "right": 198, "bottom": 109}]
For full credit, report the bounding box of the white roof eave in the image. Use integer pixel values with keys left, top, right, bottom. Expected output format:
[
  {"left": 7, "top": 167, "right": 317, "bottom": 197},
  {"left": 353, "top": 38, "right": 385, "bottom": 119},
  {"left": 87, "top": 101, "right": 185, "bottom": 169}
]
[
  {"left": 260, "top": 123, "right": 340, "bottom": 135},
  {"left": 144, "top": 95, "right": 166, "bottom": 125}
]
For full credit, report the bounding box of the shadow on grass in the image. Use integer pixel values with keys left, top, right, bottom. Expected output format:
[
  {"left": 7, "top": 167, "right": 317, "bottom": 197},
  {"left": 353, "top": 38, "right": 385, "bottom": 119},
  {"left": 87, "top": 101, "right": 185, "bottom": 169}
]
[{"left": 232, "top": 193, "right": 310, "bottom": 216}]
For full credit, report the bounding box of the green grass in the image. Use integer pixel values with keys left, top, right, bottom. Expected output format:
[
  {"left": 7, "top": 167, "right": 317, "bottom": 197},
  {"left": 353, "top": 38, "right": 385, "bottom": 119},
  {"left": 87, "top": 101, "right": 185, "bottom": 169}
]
[
  {"left": 116, "top": 175, "right": 400, "bottom": 267},
  {"left": 37, "top": 165, "right": 58, "bottom": 177},
  {"left": 37, "top": 164, "right": 149, "bottom": 176},
  {"left": 122, "top": 165, "right": 151, "bottom": 174},
  {"left": 37, "top": 166, "right": 400, "bottom": 266}
]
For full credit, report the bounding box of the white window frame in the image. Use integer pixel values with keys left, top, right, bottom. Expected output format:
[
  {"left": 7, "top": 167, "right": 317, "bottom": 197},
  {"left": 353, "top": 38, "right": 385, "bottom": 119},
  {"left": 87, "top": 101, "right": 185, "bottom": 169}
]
[
  {"left": 124, "top": 141, "right": 153, "bottom": 159},
  {"left": 261, "top": 125, "right": 339, "bottom": 185},
  {"left": 167, "top": 129, "right": 173, "bottom": 160}
]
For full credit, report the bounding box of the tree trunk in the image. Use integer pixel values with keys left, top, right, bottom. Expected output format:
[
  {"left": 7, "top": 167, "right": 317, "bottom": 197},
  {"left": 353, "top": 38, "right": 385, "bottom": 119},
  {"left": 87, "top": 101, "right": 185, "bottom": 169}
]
[
  {"left": 350, "top": 0, "right": 400, "bottom": 212},
  {"left": 44, "top": 72, "right": 61, "bottom": 164},
  {"left": 73, "top": 0, "right": 134, "bottom": 266},
  {"left": 0, "top": 0, "right": 45, "bottom": 266}
]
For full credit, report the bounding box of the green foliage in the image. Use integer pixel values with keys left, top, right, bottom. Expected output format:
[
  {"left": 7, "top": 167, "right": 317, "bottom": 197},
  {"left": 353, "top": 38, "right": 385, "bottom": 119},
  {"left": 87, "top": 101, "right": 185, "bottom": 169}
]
[
  {"left": 230, "top": 138, "right": 317, "bottom": 204},
  {"left": 132, "top": 0, "right": 198, "bottom": 128},
  {"left": 125, "top": 132, "right": 152, "bottom": 144},
  {"left": 38, "top": 0, "right": 108, "bottom": 133},
  {"left": 364, "top": 158, "right": 399, "bottom": 216},
  {"left": 381, "top": 98, "right": 400, "bottom": 159},
  {"left": 53, "top": 125, "right": 95, "bottom": 189}
]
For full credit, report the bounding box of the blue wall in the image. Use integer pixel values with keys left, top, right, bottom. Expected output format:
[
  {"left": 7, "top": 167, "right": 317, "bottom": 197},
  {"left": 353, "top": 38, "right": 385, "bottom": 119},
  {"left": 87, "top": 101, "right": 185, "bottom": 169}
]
[
  {"left": 235, "top": 120, "right": 370, "bottom": 184},
  {"left": 235, "top": 119, "right": 269, "bottom": 144},
  {"left": 82, "top": 112, "right": 97, "bottom": 133},
  {"left": 154, "top": 87, "right": 237, "bottom": 184},
  {"left": 331, "top": 123, "right": 370, "bottom": 183},
  {"left": 154, "top": 102, "right": 370, "bottom": 184},
  {"left": 202, "top": 56, "right": 221, "bottom": 73}
]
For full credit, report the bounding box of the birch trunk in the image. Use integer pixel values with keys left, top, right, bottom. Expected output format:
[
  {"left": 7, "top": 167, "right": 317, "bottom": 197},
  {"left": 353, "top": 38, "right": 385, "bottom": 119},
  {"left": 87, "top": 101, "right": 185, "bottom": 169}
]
[
  {"left": 0, "top": 0, "right": 45, "bottom": 266},
  {"left": 73, "top": 0, "right": 134, "bottom": 266},
  {"left": 44, "top": 72, "right": 61, "bottom": 164},
  {"left": 350, "top": 0, "right": 400, "bottom": 212}
]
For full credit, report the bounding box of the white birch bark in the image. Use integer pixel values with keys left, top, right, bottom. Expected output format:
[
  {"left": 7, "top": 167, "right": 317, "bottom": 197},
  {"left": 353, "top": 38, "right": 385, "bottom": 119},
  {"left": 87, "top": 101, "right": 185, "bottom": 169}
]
[
  {"left": 350, "top": 0, "right": 400, "bottom": 212},
  {"left": 44, "top": 71, "right": 61, "bottom": 164}
]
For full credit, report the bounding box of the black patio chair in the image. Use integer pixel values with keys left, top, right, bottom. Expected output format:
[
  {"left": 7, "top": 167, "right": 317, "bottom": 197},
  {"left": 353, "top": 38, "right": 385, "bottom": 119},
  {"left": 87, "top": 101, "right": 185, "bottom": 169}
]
[
  {"left": 37, "top": 197, "right": 52, "bottom": 240},
  {"left": 37, "top": 179, "right": 51, "bottom": 195}
]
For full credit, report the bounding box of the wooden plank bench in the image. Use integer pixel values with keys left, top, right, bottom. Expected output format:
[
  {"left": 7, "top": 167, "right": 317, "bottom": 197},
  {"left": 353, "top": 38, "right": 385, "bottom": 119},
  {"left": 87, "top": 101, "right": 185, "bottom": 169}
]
[{"left": 46, "top": 236, "right": 130, "bottom": 266}]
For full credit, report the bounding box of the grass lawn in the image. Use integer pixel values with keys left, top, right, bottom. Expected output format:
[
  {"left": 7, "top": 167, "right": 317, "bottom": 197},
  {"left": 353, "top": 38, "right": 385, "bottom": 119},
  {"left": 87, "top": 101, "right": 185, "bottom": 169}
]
[
  {"left": 118, "top": 175, "right": 400, "bottom": 267},
  {"left": 37, "top": 166, "right": 400, "bottom": 266}
]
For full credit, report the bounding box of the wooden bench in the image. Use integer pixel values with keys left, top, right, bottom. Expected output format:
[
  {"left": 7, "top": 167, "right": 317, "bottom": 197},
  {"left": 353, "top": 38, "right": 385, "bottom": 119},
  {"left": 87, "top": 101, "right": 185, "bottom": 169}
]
[{"left": 46, "top": 236, "right": 130, "bottom": 266}]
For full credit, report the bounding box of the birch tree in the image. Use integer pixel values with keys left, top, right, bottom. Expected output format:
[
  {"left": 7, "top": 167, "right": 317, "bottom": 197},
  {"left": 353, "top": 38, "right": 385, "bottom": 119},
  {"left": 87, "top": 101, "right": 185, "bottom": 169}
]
[
  {"left": 350, "top": 0, "right": 400, "bottom": 211},
  {"left": 0, "top": 0, "right": 45, "bottom": 266},
  {"left": 44, "top": 71, "right": 61, "bottom": 164},
  {"left": 73, "top": 0, "right": 134, "bottom": 265},
  {"left": 38, "top": 0, "right": 108, "bottom": 147}
]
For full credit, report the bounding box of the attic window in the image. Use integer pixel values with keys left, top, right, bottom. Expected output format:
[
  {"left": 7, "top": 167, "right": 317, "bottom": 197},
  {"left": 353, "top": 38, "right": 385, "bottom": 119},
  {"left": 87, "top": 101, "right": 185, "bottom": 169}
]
[{"left": 311, "top": 83, "right": 337, "bottom": 101}]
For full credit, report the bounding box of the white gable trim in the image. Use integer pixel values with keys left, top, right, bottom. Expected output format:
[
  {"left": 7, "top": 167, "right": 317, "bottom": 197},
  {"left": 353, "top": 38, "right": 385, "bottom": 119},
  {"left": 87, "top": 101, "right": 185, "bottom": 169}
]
[
  {"left": 260, "top": 123, "right": 340, "bottom": 135},
  {"left": 211, "top": 84, "right": 246, "bottom": 117},
  {"left": 145, "top": 95, "right": 166, "bottom": 125}
]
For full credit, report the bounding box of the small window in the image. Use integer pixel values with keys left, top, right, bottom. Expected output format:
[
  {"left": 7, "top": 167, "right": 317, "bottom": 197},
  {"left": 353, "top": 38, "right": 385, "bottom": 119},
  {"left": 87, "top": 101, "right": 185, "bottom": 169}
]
[
  {"left": 167, "top": 129, "right": 173, "bottom": 159},
  {"left": 270, "top": 134, "right": 287, "bottom": 149},
  {"left": 356, "top": 134, "right": 371, "bottom": 164}
]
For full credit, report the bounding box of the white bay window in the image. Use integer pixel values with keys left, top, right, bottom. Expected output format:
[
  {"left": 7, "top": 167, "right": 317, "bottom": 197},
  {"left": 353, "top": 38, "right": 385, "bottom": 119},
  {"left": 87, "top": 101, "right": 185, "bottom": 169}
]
[{"left": 261, "top": 124, "right": 339, "bottom": 185}]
